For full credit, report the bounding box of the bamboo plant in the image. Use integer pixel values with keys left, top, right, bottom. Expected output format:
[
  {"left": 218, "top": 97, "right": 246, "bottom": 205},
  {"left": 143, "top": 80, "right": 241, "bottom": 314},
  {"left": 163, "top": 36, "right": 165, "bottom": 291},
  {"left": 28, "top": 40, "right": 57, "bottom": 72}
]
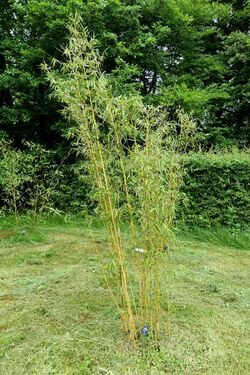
[{"left": 44, "top": 14, "right": 196, "bottom": 345}]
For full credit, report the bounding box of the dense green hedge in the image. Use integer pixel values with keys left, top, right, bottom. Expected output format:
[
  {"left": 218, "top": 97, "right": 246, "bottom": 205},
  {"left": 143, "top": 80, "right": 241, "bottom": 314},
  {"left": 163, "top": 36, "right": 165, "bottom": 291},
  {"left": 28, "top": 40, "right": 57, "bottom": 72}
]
[
  {"left": 2, "top": 150, "right": 248, "bottom": 228},
  {"left": 177, "top": 152, "right": 250, "bottom": 228},
  {"left": 57, "top": 152, "right": 250, "bottom": 228}
]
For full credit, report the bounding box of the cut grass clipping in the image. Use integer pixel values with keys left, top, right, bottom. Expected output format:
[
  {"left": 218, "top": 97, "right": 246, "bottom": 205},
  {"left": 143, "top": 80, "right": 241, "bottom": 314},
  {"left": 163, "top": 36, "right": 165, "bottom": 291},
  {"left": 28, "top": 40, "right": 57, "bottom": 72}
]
[
  {"left": 0, "top": 222, "right": 249, "bottom": 374},
  {"left": 44, "top": 14, "right": 197, "bottom": 345}
]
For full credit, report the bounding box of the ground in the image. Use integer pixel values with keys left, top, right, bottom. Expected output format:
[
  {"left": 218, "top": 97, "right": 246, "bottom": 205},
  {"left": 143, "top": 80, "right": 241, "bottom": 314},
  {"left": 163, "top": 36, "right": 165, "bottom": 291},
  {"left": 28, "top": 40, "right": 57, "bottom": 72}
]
[{"left": 0, "top": 218, "right": 249, "bottom": 375}]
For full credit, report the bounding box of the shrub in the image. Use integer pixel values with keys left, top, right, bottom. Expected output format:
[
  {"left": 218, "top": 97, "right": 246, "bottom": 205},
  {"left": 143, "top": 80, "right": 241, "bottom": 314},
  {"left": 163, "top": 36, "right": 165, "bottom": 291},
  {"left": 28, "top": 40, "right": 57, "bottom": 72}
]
[
  {"left": 178, "top": 151, "right": 250, "bottom": 228},
  {"left": 0, "top": 140, "right": 64, "bottom": 229}
]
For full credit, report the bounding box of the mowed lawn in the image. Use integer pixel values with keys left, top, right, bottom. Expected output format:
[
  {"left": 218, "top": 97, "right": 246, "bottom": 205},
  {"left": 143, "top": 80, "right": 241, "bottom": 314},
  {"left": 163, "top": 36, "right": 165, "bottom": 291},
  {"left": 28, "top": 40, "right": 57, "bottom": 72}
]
[{"left": 0, "top": 222, "right": 249, "bottom": 375}]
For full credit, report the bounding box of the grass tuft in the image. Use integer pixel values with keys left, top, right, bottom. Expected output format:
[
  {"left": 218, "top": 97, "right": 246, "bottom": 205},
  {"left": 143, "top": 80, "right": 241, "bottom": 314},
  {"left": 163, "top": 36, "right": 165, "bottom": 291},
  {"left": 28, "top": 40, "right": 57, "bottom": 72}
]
[{"left": 178, "top": 226, "right": 250, "bottom": 250}]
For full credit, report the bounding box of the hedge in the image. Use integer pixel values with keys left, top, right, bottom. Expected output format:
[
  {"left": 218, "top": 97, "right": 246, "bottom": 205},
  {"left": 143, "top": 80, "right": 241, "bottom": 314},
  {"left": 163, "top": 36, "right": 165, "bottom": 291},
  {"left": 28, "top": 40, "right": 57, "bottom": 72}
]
[
  {"left": 57, "top": 151, "right": 250, "bottom": 228},
  {"left": 177, "top": 152, "right": 250, "bottom": 228},
  {"left": 1, "top": 150, "right": 249, "bottom": 229}
]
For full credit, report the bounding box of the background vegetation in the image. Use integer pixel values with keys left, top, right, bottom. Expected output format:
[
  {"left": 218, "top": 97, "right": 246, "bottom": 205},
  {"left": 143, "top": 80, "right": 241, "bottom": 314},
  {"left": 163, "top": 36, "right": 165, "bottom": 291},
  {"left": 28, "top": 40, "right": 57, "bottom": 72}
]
[
  {"left": 1, "top": 0, "right": 249, "bottom": 150},
  {"left": 1, "top": 0, "right": 249, "bottom": 228},
  {"left": 179, "top": 151, "right": 250, "bottom": 228}
]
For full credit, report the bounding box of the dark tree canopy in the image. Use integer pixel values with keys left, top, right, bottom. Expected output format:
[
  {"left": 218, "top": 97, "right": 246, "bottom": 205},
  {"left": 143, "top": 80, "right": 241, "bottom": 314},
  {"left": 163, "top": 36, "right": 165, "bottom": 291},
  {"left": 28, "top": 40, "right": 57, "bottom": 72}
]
[{"left": 0, "top": 0, "right": 249, "bottom": 149}]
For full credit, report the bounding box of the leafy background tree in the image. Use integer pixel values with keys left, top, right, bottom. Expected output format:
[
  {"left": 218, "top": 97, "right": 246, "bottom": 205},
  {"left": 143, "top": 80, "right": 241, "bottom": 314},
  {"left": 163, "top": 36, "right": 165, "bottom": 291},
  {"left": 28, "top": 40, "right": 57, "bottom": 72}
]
[{"left": 0, "top": 0, "right": 249, "bottom": 151}]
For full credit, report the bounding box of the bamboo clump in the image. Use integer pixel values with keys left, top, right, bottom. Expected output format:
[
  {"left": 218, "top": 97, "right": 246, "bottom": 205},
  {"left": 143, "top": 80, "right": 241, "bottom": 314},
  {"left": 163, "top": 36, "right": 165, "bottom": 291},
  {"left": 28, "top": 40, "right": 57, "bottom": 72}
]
[{"left": 44, "top": 14, "right": 196, "bottom": 345}]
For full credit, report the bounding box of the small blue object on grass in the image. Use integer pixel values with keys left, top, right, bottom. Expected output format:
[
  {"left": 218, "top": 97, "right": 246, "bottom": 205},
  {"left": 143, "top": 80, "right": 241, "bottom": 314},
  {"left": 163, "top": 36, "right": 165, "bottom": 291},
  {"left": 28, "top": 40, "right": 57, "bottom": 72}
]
[{"left": 141, "top": 324, "right": 150, "bottom": 337}]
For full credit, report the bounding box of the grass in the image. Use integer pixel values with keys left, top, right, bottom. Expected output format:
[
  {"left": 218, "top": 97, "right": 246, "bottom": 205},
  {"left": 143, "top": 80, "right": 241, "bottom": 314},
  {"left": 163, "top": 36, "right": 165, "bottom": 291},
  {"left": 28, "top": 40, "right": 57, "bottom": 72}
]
[
  {"left": 0, "top": 216, "right": 249, "bottom": 374},
  {"left": 178, "top": 226, "right": 250, "bottom": 250}
]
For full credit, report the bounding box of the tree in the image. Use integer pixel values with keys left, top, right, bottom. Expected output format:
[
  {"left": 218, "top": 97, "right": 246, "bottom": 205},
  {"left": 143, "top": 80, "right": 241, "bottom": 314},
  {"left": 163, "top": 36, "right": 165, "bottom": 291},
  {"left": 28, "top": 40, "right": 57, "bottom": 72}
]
[
  {"left": 0, "top": 0, "right": 249, "bottom": 148},
  {"left": 0, "top": 0, "right": 79, "bottom": 147}
]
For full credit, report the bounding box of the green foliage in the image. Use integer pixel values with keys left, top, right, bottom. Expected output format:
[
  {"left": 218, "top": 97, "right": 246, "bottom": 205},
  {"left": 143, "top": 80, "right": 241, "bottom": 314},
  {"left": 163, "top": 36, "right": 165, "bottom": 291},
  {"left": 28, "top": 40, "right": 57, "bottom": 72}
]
[
  {"left": 50, "top": 149, "right": 250, "bottom": 231},
  {"left": 0, "top": 0, "right": 249, "bottom": 149},
  {"left": 0, "top": 0, "right": 79, "bottom": 146},
  {"left": 0, "top": 140, "right": 64, "bottom": 229},
  {"left": 0, "top": 140, "right": 31, "bottom": 226},
  {"left": 53, "top": 162, "right": 92, "bottom": 215},
  {"left": 178, "top": 151, "right": 250, "bottom": 228},
  {"left": 23, "top": 143, "right": 64, "bottom": 229},
  {"left": 44, "top": 16, "right": 197, "bottom": 344}
]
